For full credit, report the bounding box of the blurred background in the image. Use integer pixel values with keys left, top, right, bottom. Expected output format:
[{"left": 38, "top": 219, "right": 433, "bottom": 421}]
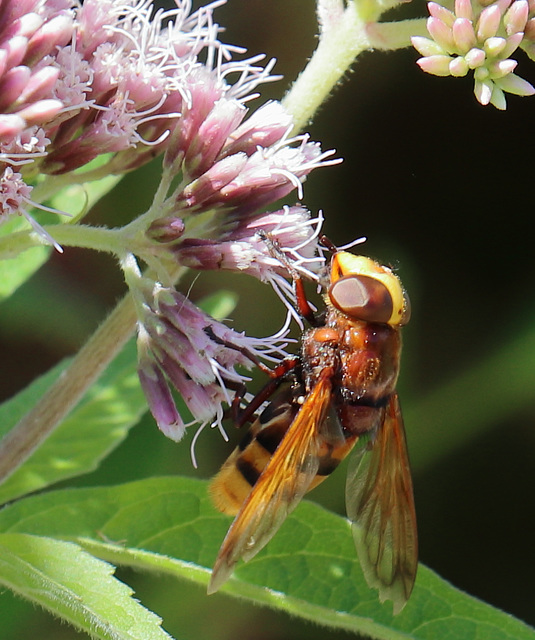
[{"left": 1, "top": 0, "right": 535, "bottom": 638}]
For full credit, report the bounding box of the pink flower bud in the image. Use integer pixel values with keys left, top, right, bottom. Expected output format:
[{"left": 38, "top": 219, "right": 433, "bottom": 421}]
[
  {"left": 0, "top": 114, "right": 25, "bottom": 140},
  {"left": 452, "top": 18, "right": 477, "bottom": 53},
  {"left": 3, "top": 36, "right": 29, "bottom": 70},
  {"left": 489, "top": 58, "right": 517, "bottom": 78},
  {"left": 474, "top": 78, "right": 493, "bottom": 104},
  {"left": 17, "top": 65, "right": 60, "bottom": 104},
  {"left": 525, "top": 17, "right": 535, "bottom": 39},
  {"left": 449, "top": 55, "right": 470, "bottom": 76},
  {"left": 137, "top": 348, "right": 186, "bottom": 442},
  {"left": 501, "top": 32, "right": 524, "bottom": 58},
  {"left": 179, "top": 153, "right": 248, "bottom": 209},
  {"left": 411, "top": 36, "right": 445, "bottom": 56},
  {"left": 24, "top": 14, "right": 74, "bottom": 65},
  {"left": 4, "top": 12, "right": 43, "bottom": 41},
  {"left": 483, "top": 36, "right": 507, "bottom": 56},
  {"left": 428, "top": 17, "right": 455, "bottom": 52},
  {"left": 465, "top": 47, "right": 486, "bottom": 68},
  {"left": 0, "top": 66, "right": 31, "bottom": 111},
  {"left": 478, "top": 5, "right": 502, "bottom": 41},
  {"left": 222, "top": 101, "right": 293, "bottom": 158},
  {"left": 504, "top": 0, "right": 529, "bottom": 35},
  {"left": 146, "top": 217, "right": 185, "bottom": 244},
  {"left": 16, "top": 98, "right": 63, "bottom": 126},
  {"left": 454, "top": 0, "right": 474, "bottom": 20},
  {"left": 417, "top": 54, "right": 453, "bottom": 76},
  {"left": 184, "top": 98, "right": 246, "bottom": 178},
  {"left": 156, "top": 353, "right": 226, "bottom": 423},
  {"left": 428, "top": 2, "right": 456, "bottom": 26}
]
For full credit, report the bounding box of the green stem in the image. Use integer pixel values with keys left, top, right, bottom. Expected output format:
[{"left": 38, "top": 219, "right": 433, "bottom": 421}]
[
  {"left": 283, "top": 2, "right": 369, "bottom": 132},
  {"left": 0, "top": 224, "right": 126, "bottom": 259},
  {"left": 283, "top": 2, "right": 426, "bottom": 132},
  {"left": 367, "top": 19, "right": 428, "bottom": 51}
]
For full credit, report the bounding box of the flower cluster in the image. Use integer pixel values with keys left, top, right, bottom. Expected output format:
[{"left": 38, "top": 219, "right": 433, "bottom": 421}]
[
  {"left": 136, "top": 280, "right": 292, "bottom": 448},
  {"left": 0, "top": 0, "right": 278, "bottom": 239},
  {"left": 0, "top": 0, "right": 338, "bottom": 451},
  {"left": 412, "top": 0, "right": 535, "bottom": 108},
  {"left": 0, "top": 0, "right": 75, "bottom": 246},
  {"left": 135, "top": 96, "right": 335, "bottom": 441}
]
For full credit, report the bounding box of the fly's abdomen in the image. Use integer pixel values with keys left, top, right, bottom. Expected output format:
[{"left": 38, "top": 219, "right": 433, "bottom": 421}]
[
  {"left": 210, "top": 392, "right": 297, "bottom": 516},
  {"left": 308, "top": 432, "right": 359, "bottom": 491}
]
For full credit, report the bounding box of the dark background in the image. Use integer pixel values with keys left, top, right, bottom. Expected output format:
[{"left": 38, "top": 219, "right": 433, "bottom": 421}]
[{"left": 2, "top": 1, "right": 535, "bottom": 638}]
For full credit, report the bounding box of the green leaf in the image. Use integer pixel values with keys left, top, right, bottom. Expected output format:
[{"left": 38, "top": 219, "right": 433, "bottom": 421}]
[
  {"left": 197, "top": 290, "right": 238, "bottom": 319},
  {"left": 407, "top": 321, "right": 535, "bottom": 473},
  {"left": 0, "top": 476, "right": 532, "bottom": 640},
  {"left": 0, "top": 169, "right": 123, "bottom": 301},
  {"left": 0, "top": 533, "right": 172, "bottom": 640},
  {"left": 47, "top": 174, "right": 122, "bottom": 222},
  {"left": 0, "top": 216, "right": 50, "bottom": 301},
  {"left": 0, "top": 339, "right": 146, "bottom": 504}
]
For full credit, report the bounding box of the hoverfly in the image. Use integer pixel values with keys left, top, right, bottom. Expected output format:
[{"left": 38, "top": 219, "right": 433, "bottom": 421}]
[{"left": 208, "top": 241, "right": 417, "bottom": 613}]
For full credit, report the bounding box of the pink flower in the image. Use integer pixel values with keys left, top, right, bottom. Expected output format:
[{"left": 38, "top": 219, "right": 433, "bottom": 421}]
[
  {"left": 0, "top": 0, "right": 280, "bottom": 244},
  {"left": 0, "top": 0, "right": 339, "bottom": 450},
  {"left": 0, "top": 166, "right": 63, "bottom": 250},
  {"left": 136, "top": 282, "right": 292, "bottom": 444}
]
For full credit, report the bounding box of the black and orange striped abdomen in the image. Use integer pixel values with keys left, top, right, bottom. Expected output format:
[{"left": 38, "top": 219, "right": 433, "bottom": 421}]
[
  {"left": 210, "top": 384, "right": 361, "bottom": 516},
  {"left": 210, "top": 388, "right": 297, "bottom": 515}
]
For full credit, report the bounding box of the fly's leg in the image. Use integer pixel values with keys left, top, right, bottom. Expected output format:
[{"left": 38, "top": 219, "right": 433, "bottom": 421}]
[{"left": 229, "top": 357, "right": 301, "bottom": 428}]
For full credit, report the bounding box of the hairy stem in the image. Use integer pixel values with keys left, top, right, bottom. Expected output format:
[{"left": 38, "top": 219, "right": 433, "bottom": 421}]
[
  {"left": 283, "top": 2, "right": 368, "bottom": 132},
  {"left": 283, "top": 2, "right": 425, "bottom": 133},
  {"left": 0, "top": 223, "right": 161, "bottom": 261}
]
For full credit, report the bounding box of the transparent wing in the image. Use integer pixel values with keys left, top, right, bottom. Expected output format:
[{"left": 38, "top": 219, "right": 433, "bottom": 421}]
[
  {"left": 346, "top": 393, "right": 417, "bottom": 614},
  {"left": 208, "top": 371, "right": 334, "bottom": 594}
]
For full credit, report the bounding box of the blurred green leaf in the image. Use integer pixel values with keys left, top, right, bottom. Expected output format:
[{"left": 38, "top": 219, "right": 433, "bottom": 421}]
[
  {"left": 0, "top": 217, "right": 50, "bottom": 301},
  {"left": 47, "top": 173, "right": 122, "bottom": 224},
  {"left": 0, "top": 358, "right": 69, "bottom": 442},
  {"left": 0, "top": 170, "right": 123, "bottom": 302},
  {"left": 198, "top": 290, "right": 239, "bottom": 319},
  {"left": 0, "top": 269, "right": 106, "bottom": 348},
  {"left": 0, "top": 339, "right": 145, "bottom": 505},
  {"left": 0, "top": 476, "right": 532, "bottom": 640},
  {"left": 0, "top": 533, "right": 172, "bottom": 640},
  {"left": 407, "top": 321, "right": 535, "bottom": 472}
]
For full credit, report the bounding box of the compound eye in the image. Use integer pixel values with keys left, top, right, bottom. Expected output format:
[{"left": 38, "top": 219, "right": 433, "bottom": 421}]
[{"left": 329, "top": 275, "right": 393, "bottom": 324}]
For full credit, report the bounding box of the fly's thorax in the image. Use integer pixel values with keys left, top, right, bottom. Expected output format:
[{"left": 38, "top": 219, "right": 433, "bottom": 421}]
[
  {"left": 338, "top": 320, "right": 402, "bottom": 404},
  {"left": 300, "top": 322, "right": 341, "bottom": 388},
  {"left": 341, "top": 318, "right": 401, "bottom": 358}
]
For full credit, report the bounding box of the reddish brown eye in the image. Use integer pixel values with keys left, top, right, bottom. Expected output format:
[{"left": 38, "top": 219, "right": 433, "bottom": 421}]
[{"left": 329, "top": 275, "right": 394, "bottom": 323}]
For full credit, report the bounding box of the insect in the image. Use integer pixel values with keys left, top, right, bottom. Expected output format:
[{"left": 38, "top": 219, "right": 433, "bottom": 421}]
[{"left": 208, "top": 242, "right": 417, "bottom": 613}]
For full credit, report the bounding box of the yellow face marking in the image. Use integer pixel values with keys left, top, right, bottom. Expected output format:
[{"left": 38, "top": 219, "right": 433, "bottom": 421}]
[{"left": 330, "top": 252, "right": 410, "bottom": 326}]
